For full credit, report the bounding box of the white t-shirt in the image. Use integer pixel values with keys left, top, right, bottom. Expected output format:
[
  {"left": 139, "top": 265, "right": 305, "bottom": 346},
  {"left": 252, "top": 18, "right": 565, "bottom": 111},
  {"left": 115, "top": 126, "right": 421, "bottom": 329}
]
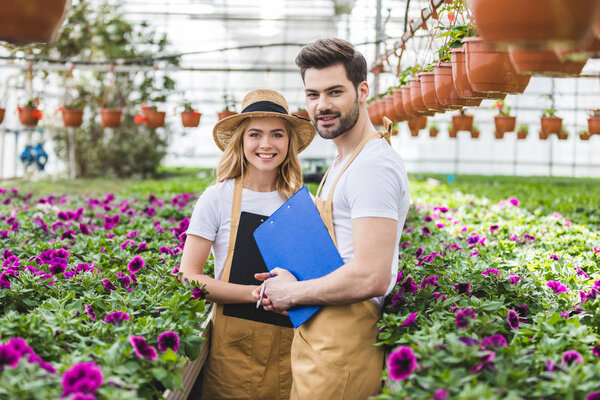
[
  {"left": 186, "top": 179, "right": 286, "bottom": 280},
  {"left": 318, "top": 137, "right": 411, "bottom": 307}
]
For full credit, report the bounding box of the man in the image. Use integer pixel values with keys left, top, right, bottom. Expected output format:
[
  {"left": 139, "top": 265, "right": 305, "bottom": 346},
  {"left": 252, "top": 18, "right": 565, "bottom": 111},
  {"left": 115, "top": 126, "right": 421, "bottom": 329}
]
[{"left": 255, "top": 38, "right": 410, "bottom": 399}]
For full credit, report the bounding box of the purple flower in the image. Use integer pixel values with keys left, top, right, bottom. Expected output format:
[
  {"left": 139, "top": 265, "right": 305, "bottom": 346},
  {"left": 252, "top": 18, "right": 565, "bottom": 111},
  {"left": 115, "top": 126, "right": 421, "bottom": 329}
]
[
  {"left": 545, "top": 359, "right": 557, "bottom": 372},
  {"left": 120, "top": 240, "right": 135, "bottom": 250},
  {"left": 391, "top": 291, "right": 405, "bottom": 308},
  {"left": 0, "top": 344, "right": 20, "bottom": 370},
  {"left": 79, "top": 223, "right": 91, "bottom": 235},
  {"left": 467, "top": 234, "right": 480, "bottom": 245},
  {"left": 489, "top": 225, "right": 499, "bottom": 232},
  {"left": 401, "top": 277, "right": 418, "bottom": 295},
  {"left": 128, "top": 336, "right": 158, "bottom": 361},
  {"left": 562, "top": 350, "right": 583, "bottom": 366},
  {"left": 458, "top": 337, "right": 479, "bottom": 347},
  {"left": 415, "top": 246, "right": 424, "bottom": 259},
  {"left": 61, "top": 362, "right": 103, "bottom": 398},
  {"left": 103, "top": 311, "right": 130, "bottom": 326},
  {"left": 576, "top": 267, "right": 589, "bottom": 278},
  {"left": 159, "top": 246, "right": 175, "bottom": 256},
  {"left": 514, "top": 304, "right": 528, "bottom": 319},
  {"left": 469, "top": 251, "right": 480, "bottom": 258},
  {"left": 191, "top": 287, "right": 205, "bottom": 300},
  {"left": 157, "top": 331, "right": 180, "bottom": 353},
  {"left": 509, "top": 197, "right": 520, "bottom": 206},
  {"left": 422, "top": 227, "right": 431, "bottom": 235},
  {"left": 424, "top": 215, "right": 433, "bottom": 222},
  {"left": 507, "top": 310, "right": 520, "bottom": 330},
  {"left": 125, "top": 230, "right": 139, "bottom": 238},
  {"left": 420, "top": 276, "right": 439, "bottom": 289},
  {"left": 453, "top": 283, "right": 471, "bottom": 296},
  {"left": 433, "top": 293, "right": 447, "bottom": 302},
  {"left": 127, "top": 256, "right": 145, "bottom": 273},
  {"left": 55, "top": 248, "right": 70, "bottom": 259},
  {"left": 8, "top": 338, "right": 34, "bottom": 358},
  {"left": 587, "top": 393, "right": 600, "bottom": 400},
  {"left": 446, "top": 243, "right": 462, "bottom": 251},
  {"left": 102, "top": 279, "right": 116, "bottom": 291},
  {"left": 49, "top": 263, "right": 66, "bottom": 275},
  {"left": 401, "top": 312, "right": 419, "bottom": 328},
  {"left": 481, "top": 268, "right": 501, "bottom": 276},
  {"left": 547, "top": 280, "right": 568, "bottom": 294},
  {"left": 522, "top": 233, "right": 536, "bottom": 243},
  {"left": 470, "top": 352, "right": 496, "bottom": 374},
  {"left": 85, "top": 305, "right": 96, "bottom": 321},
  {"left": 455, "top": 308, "right": 476, "bottom": 329},
  {"left": 137, "top": 242, "right": 148, "bottom": 252},
  {"left": 549, "top": 254, "right": 560, "bottom": 261},
  {"left": 592, "top": 344, "right": 600, "bottom": 357},
  {"left": 509, "top": 275, "right": 521, "bottom": 284},
  {"left": 387, "top": 346, "right": 418, "bottom": 381},
  {"left": 399, "top": 241, "right": 411, "bottom": 249},
  {"left": 480, "top": 334, "right": 508, "bottom": 349},
  {"left": 433, "top": 389, "right": 448, "bottom": 400}
]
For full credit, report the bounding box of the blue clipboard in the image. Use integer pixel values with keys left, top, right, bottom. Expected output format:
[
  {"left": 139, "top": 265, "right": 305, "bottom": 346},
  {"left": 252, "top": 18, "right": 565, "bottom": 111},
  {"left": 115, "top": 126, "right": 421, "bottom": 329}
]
[{"left": 253, "top": 186, "right": 344, "bottom": 328}]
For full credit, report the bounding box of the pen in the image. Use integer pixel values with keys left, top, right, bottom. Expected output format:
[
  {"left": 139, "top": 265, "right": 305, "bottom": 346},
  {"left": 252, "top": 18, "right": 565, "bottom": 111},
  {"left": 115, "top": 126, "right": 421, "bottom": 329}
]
[{"left": 256, "top": 282, "right": 266, "bottom": 309}]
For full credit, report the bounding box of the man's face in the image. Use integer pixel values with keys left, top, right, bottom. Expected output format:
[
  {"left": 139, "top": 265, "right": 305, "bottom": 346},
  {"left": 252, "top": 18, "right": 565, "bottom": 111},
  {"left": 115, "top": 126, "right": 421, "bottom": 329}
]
[{"left": 303, "top": 64, "right": 363, "bottom": 140}]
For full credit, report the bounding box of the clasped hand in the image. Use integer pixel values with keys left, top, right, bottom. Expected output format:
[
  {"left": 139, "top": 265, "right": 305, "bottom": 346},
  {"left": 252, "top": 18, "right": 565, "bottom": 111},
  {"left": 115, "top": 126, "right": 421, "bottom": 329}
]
[{"left": 253, "top": 268, "right": 297, "bottom": 314}]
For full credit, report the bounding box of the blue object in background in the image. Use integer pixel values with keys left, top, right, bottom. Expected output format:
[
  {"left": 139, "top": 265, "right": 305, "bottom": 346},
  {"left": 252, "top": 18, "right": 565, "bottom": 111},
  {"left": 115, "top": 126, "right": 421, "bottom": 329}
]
[
  {"left": 19, "top": 145, "right": 35, "bottom": 166},
  {"left": 447, "top": 174, "right": 455, "bottom": 184},
  {"left": 34, "top": 143, "right": 48, "bottom": 171}
]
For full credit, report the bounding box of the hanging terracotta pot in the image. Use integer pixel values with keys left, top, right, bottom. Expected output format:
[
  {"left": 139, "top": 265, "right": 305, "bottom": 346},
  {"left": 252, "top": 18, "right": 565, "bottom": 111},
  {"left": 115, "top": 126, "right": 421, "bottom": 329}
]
[
  {"left": 467, "top": 0, "right": 600, "bottom": 49},
  {"left": 100, "top": 108, "right": 122, "bottom": 128},
  {"left": 452, "top": 113, "right": 474, "bottom": 132},
  {"left": 429, "top": 127, "right": 439, "bottom": 137},
  {"left": 449, "top": 129, "right": 458, "bottom": 138},
  {"left": 541, "top": 116, "right": 563, "bottom": 135},
  {"left": 508, "top": 48, "right": 587, "bottom": 76},
  {"left": 218, "top": 109, "right": 238, "bottom": 121},
  {"left": 408, "top": 116, "right": 427, "bottom": 136},
  {"left": 0, "top": 0, "right": 70, "bottom": 45},
  {"left": 402, "top": 86, "right": 419, "bottom": 118},
  {"left": 293, "top": 109, "right": 309, "bottom": 120},
  {"left": 181, "top": 111, "right": 202, "bottom": 128},
  {"left": 0, "top": 108, "right": 5, "bottom": 124},
  {"left": 517, "top": 129, "right": 528, "bottom": 140},
  {"left": 392, "top": 88, "right": 407, "bottom": 121},
  {"left": 419, "top": 72, "right": 445, "bottom": 112},
  {"left": 463, "top": 37, "right": 531, "bottom": 94},
  {"left": 433, "top": 63, "right": 465, "bottom": 109},
  {"left": 494, "top": 115, "right": 517, "bottom": 134},
  {"left": 588, "top": 116, "right": 600, "bottom": 134},
  {"left": 451, "top": 47, "right": 506, "bottom": 100},
  {"left": 539, "top": 131, "right": 549, "bottom": 140},
  {"left": 383, "top": 96, "right": 401, "bottom": 123},
  {"left": 557, "top": 130, "right": 569, "bottom": 140},
  {"left": 494, "top": 131, "right": 505, "bottom": 139},
  {"left": 61, "top": 108, "right": 84, "bottom": 128},
  {"left": 580, "top": 132, "right": 592, "bottom": 141},
  {"left": 471, "top": 129, "right": 480, "bottom": 139},
  {"left": 409, "top": 77, "right": 434, "bottom": 116},
  {"left": 18, "top": 107, "right": 42, "bottom": 126},
  {"left": 144, "top": 110, "right": 166, "bottom": 129}
]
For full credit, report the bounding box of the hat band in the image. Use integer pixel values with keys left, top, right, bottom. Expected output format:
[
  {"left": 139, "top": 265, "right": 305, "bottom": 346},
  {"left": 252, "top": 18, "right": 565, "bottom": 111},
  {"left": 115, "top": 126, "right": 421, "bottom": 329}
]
[{"left": 241, "top": 101, "right": 288, "bottom": 115}]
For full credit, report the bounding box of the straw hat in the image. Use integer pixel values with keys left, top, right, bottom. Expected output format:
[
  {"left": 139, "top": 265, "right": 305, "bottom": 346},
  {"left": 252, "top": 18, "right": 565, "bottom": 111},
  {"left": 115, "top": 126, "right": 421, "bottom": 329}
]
[{"left": 213, "top": 89, "right": 316, "bottom": 152}]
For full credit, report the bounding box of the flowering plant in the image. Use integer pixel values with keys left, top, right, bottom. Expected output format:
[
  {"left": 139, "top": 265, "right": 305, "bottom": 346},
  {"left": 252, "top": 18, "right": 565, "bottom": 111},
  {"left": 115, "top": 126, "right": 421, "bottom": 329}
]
[
  {"left": 588, "top": 108, "right": 600, "bottom": 118},
  {"left": 517, "top": 124, "right": 529, "bottom": 134},
  {"left": 492, "top": 100, "right": 511, "bottom": 116}
]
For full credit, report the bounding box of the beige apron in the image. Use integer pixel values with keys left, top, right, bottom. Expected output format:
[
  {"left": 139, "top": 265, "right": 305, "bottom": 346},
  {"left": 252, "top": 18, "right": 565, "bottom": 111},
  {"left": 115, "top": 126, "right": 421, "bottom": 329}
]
[
  {"left": 202, "top": 177, "right": 294, "bottom": 400},
  {"left": 290, "top": 122, "right": 392, "bottom": 400}
]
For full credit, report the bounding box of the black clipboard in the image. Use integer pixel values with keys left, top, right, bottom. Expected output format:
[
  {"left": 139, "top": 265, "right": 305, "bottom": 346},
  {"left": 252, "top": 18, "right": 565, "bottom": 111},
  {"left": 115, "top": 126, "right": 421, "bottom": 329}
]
[{"left": 223, "top": 211, "right": 293, "bottom": 328}]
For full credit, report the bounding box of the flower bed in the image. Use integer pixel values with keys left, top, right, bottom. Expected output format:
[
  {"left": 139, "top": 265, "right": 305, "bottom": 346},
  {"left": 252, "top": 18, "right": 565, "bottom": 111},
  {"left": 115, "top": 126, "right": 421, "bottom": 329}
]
[
  {"left": 0, "top": 180, "right": 212, "bottom": 399},
  {"left": 378, "top": 177, "right": 600, "bottom": 399}
]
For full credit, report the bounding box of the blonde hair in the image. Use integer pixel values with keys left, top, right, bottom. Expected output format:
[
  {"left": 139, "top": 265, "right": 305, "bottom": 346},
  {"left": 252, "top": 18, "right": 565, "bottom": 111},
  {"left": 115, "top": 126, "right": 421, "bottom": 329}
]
[{"left": 216, "top": 117, "right": 303, "bottom": 199}]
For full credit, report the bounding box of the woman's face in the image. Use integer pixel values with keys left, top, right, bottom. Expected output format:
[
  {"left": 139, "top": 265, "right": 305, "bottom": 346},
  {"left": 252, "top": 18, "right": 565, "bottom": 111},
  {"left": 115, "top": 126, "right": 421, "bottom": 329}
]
[{"left": 242, "top": 117, "right": 289, "bottom": 175}]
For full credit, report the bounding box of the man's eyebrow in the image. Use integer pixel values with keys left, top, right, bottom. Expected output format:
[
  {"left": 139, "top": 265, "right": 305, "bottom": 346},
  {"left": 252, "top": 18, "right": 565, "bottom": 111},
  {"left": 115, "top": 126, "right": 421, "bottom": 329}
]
[{"left": 305, "top": 85, "right": 345, "bottom": 93}]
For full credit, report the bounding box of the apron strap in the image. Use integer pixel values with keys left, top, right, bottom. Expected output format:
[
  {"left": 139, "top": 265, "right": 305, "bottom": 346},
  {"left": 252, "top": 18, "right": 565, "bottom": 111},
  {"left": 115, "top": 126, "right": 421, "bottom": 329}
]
[
  {"left": 220, "top": 176, "right": 243, "bottom": 283},
  {"left": 316, "top": 117, "right": 393, "bottom": 201}
]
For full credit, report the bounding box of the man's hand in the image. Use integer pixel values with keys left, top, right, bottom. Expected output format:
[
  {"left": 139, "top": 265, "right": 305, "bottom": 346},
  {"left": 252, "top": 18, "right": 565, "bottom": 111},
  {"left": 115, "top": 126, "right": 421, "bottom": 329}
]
[{"left": 253, "top": 268, "right": 298, "bottom": 313}]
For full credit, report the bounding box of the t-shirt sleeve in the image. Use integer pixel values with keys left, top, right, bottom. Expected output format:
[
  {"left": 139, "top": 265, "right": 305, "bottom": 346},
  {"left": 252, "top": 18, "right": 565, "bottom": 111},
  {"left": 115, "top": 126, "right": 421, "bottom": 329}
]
[
  {"left": 186, "top": 186, "right": 221, "bottom": 241},
  {"left": 344, "top": 157, "right": 407, "bottom": 221}
]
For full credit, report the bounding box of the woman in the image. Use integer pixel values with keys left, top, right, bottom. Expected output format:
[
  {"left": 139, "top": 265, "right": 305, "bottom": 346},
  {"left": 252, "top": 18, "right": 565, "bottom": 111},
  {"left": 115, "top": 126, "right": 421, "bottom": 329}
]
[{"left": 180, "top": 89, "right": 316, "bottom": 400}]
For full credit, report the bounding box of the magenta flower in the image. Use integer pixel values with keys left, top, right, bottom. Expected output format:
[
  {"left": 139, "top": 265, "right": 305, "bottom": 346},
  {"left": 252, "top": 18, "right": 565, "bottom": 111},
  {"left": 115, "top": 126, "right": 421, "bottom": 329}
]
[
  {"left": 433, "top": 389, "right": 449, "bottom": 400},
  {"left": 420, "top": 276, "right": 439, "bottom": 289},
  {"left": 514, "top": 304, "right": 528, "bottom": 319},
  {"left": 507, "top": 310, "right": 520, "bottom": 330},
  {"left": 401, "top": 312, "right": 419, "bottom": 328},
  {"left": 480, "top": 334, "right": 508, "bottom": 349},
  {"left": 458, "top": 337, "right": 479, "bottom": 347},
  {"left": 127, "top": 256, "right": 145, "bottom": 273},
  {"left": 447, "top": 243, "right": 462, "bottom": 251},
  {"left": 387, "top": 346, "right": 417, "bottom": 381},
  {"left": 453, "top": 283, "right": 471, "bottom": 296},
  {"left": 509, "top": 197, "right": 520, "bottom": 206},
  {"left": 137, "top": 242, "right": 148, "bottom": 252},
  {"left": 592, "top": 344, "right": 600, "bottom": 357},
  {"left": 421, "top": 227, "right": 431, "bottom": 235},
  {"left": 455, "top": 308, "right": 476, "bottom": 329},
  {"left": 128, "top": 336, "right": 158, "bottom": 361},
  {"left": 547, "top": 280, "right": 568, "bottom": 294},
  {"left": 84, "top": 305, "right": 96, "bottom": 321},
  {"left": 120, "top": 240, "right": 135, "bottom": 250},
  {"left": 545, "top": 359, "right": 557, "bottom": 372},
  {"left": 391, "top": 291, "right": 405, "bottom": 308},
  {"left": 401, "top": 277, "right": 418, "bottom": 295},
  {"left": 562, "top": 350, "right": 583, "bottom": 366},
  {"left": 415, "top": 246, "right": 424, "bottom": 259},
  {"left": 433, "top": 293, "right": 447, "bottom": 302},
  {"left": 61, "top": 362, "right": 103, "bottom": 398},
  {"left": 191, "top": 287, "right": 205, "bottom": 300},
  {"left": 549, "top": 254, "right": 560, "bottom": 261},
  {"left": 481, "top": 268, "right": 501, "bottom": 276},
  {"left": 103, "top": 311, "right": 130, "bottom": 326},
  {"left": 470, "top": 352, "right": 496, "bottom": 374},
  {"left": 102, "top": 279, "right": 116, "bottom": 291},
  {"left": 49, "top": 263, "right": 66, "bottom": 275},
  {"left": 399, "top": 241, "right": 411, "bottom": 249},
  {"left": 509, "top": 275, "right": 521, "bottom": 284},
  {"left": 0, "top": 344, "right": 20, "bottom": 370},
  {"left": 587, "top": 393, "right": 600, "bottom": 400},
  {"left": 125, "top": 230, "right": 139, "bottom": 238},
  {"left": 489, "top": 225, "right": 499, "bottom": 232},
  {"left": 159, "top": 246, "right": 175, "bottom": 256},
  {"left": 157, "top": 331, "right": 180, "bottom": 353},
  {"left": 576, "top": 267, "right": 589, "bottom": 278}
]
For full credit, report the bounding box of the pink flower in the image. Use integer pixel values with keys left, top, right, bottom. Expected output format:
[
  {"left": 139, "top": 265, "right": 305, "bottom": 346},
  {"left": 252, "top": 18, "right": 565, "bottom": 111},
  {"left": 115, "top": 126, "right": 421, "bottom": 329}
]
[
  {"left": 547, "top": 280, "right": 568, "bottom": 294},
  {"left": 562, "top": 350, "right": 583, "bottom": 366},
  {"left": 401, "top": 312, "right": 419, "bottom": 328},
  {"left": 387, "top": 346, "right": 417, "bottom": 381},
  {"left": 507, "top": 310, "right": 519, "bottom": 329}
]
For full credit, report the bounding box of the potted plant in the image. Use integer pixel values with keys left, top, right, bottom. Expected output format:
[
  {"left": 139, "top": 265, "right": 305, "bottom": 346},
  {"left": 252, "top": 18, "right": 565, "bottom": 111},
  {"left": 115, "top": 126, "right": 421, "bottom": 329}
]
[
  {"left": 56, "top": 99, "right": 85, "bottom": 128},
  {"left": 588, "top": 108, "right": 600, "bottom": 135},
  {"left": 557, "top": 128, "right": 569, "bottom": 140},
  {"left": 448, "top": 124, "right": 457, "bottom": 138},
  {"left": 181, "top": 102, "right": 202, "bottom": 128},
  {"left": 451, "top": 109, "right": 474, "bottom": 132},
  {"left": 517, "top": 124, "right": 529, "bottom": 140},
  {"left": 429, "top": 122, "right": 440, "bottom": 137},
  {"left": 391, "top": 87, "right": 407, "bottom": 121},
  {"left": 218, "top": 94, "right": 238, "bottom": 121},
  {"left": 100, "top": 104, "right": 123, "bottom": 128},
  {"left": 384, "top": 94, "right": 401, "bottom": 123},
  {"left": 0, "top": 0, "right": 70, "bottom": 45},
  {"left": 135, "top": 101, "right": 166, "bottom": 129},
  {"left": 579, "top": 130, "right": 592, "bottom": 141},
  {"left": 493, "top": 100, "right": 516, "bottom": 136},
  {"left": 471, "top": 124, "right": 481, "bottom": 139},
  {"left": 18, "top": 98, "right": 43, "bottom": 127},
  {"left": 541, "top": 107, "right": 563, "bottom": 135},
  {"left": 508, "top": 48, "right": 587, "bottom": 76},
  {"left": 408, "top": 116, "right": 427, "bottom": 137}
]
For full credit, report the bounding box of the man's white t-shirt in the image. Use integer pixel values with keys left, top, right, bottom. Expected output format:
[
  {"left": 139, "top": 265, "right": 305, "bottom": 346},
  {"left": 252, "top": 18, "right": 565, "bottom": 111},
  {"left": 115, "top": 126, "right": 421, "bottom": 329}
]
[
  {"left": 186, "top": 179, "right": 286, "bottom": 280},
  {"left": 318, "top": 137, "right": 411, "bottom": 307}
]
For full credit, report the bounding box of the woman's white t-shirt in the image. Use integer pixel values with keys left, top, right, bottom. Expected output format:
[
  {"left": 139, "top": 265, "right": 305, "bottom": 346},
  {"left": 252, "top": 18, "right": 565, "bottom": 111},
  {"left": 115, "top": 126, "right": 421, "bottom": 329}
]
[{"left": 186, "top": 179, "right": 286, "bottom": 280}]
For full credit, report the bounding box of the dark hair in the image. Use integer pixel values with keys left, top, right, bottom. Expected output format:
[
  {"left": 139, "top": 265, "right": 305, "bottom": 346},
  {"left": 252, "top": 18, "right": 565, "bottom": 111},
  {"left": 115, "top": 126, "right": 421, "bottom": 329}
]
[{"left": 295, "top": 38, "right": 367, "bottom": 89}]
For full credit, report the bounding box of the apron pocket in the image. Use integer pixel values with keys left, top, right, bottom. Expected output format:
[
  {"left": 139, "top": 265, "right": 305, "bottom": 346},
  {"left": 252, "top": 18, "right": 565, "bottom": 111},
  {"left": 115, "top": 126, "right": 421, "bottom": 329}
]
[
  {"left": 202, "top": 332, "right": 253, "bottom": 400},
  {"left": 278, "top": 331, "right": 293, "bottom": 400},
  {"left": 291, "top": 330, "right": 349, "bottom": 400}
]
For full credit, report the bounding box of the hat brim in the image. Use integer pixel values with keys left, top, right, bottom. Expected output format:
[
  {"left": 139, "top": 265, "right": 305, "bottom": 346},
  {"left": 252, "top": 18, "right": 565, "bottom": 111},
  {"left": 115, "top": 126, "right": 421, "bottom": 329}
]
[{"left": 213, "top": 111, "right": 316, "bottom": 153}]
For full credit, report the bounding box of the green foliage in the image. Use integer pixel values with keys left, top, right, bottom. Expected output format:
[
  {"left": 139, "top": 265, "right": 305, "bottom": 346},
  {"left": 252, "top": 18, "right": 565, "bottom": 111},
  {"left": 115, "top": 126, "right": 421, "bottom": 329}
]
[{"left": 436, "top": 24, "right": 476, "bottom": 62}]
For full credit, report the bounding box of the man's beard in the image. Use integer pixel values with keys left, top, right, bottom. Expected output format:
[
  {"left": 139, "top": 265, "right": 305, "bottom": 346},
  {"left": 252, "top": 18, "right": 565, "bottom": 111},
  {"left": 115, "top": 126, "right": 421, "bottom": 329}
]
[{"left": 313, "top": 97, "right": 360, "bottom": 140}]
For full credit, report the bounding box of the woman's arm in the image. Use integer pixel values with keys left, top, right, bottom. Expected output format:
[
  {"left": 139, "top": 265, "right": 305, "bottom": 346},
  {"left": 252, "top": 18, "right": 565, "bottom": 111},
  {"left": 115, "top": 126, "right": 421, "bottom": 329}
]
[{"left": 179, "top": 234, "right": 258, "bottom": 304}]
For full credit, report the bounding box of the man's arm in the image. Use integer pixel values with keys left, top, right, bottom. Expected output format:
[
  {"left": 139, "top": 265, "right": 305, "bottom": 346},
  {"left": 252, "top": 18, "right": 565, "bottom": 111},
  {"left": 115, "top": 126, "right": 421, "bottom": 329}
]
[{"left": 256, "top": 216, "right": 396, "bottom": 312}]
